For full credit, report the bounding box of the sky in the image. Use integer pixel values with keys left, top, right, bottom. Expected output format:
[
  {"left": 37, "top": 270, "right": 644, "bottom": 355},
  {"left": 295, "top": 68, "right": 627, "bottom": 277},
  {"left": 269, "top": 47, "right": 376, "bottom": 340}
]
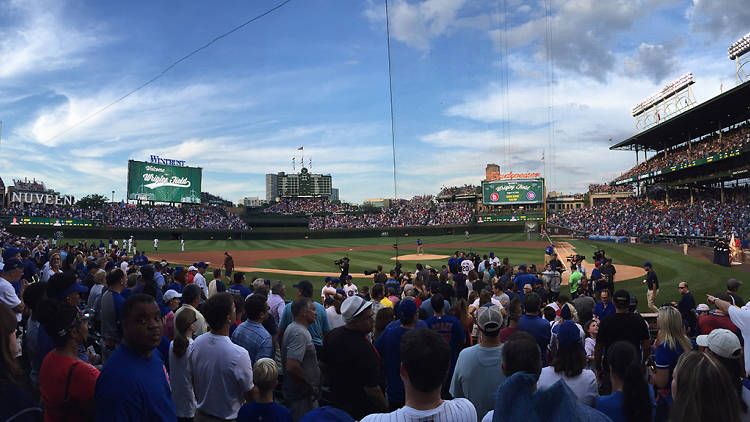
[{"left": 0, "top": 0, "right": 748, "bottom": 204}]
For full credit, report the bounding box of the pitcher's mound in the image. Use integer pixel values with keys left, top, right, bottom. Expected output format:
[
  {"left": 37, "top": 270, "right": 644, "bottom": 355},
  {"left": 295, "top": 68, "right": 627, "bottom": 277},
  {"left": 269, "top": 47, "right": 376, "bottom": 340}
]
[{"left": 392, "top": 254, "right": 450, "bottom": 261}]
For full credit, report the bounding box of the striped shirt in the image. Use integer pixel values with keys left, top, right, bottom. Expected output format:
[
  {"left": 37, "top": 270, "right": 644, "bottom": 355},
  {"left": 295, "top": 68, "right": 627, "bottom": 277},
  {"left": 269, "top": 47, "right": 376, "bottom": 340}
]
[
  {"left": 360, "top": 398, "right": 476, "bottom": 422},
  {"left": 231, "top": 320, "right": 273, "bottom": 367}
]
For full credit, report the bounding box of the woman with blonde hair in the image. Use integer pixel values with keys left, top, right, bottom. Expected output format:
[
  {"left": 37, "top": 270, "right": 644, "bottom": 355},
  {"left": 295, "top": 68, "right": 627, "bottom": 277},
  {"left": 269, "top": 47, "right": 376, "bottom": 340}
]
[
  {"left": 671, "top": 350, "right": 741, "bottom": 422},
  {"left": 41, "top": 252, "right": 62, "bottom": 282},
  {"left": 650, "top": 305, "right": 692, "bottom": 421},
  {"left": 170, "top": 307, "right": 197, "bottom": 422}
]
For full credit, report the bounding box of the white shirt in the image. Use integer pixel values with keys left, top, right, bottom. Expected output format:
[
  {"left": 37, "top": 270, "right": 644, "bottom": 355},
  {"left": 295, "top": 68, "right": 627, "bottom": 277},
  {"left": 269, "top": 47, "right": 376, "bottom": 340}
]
[
  {"left": 326, "top": 306, "right": 345, "bottom": 329},
  {"left": 361, "top": 398, "right": 476, "bottom": 422},
  {"left": 490, "top": 257, "right": 500, "bottom": 266},
  {"left": 728, "top": 306, "right": 750, "bottom": 376},
  {"left": 39, "top": 268, "right": 57, "bottom": 283},
  {"left": 120, "top": 261, "right": 128, "bottom": 273},
  {"left": 169, "top": 339, "right": 196, "bottom": 418},
  {"left": 321, "top": 285, "right": 336, "bottom": 301},
  {"left": 0, "top": 276, "right": 21, "bottom": 322},
  {"left": 188, "top": 333, "right": 254, "bottom": 419},
  {"left": 343, "top": 283, "right": 358, "bottom": 297},
  {"left": 471, "top": 297, "right": 503, "bottom": 309},
  {"left": 154, "top": 239, "right": 159, "bottom": 247},
  {"left": 193, "top": 272, "right": 209, "bottom": 300},
  {"left": 536, "top": 366, "right": 598, "bottom": 407}
]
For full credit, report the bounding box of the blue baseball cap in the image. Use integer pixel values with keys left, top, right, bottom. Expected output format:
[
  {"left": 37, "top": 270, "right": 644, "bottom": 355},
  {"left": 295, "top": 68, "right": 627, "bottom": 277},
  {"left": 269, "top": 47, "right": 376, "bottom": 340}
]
[
  {"left": 196, "top": 262, "right": 208, "bottom": 268},
  {"left": 2, "top": 247, "right": 21, "bottom": 261},
  {"left": 643, "top": 261, "right": 652, "bottom": 268},
  {"left": 324, "top": 276, "right": 332, "bottom": 283},
  {"left": 557, "top": 321, "right": 582, "bottom": 348},
  {"left": 398, "top": 299, "right": 417, "bottom": 321},
  {"left": 1, "top": 258, "right": 23, "bottom": 272},
  {"left": 518, "top": 264, "right": 527, "bottom": 271},
  {"left": 346, "top": 275, "right": 352, "bottom": 280},
  {"left": 299, "top": 406, "right": 354, "bottom": 422}
]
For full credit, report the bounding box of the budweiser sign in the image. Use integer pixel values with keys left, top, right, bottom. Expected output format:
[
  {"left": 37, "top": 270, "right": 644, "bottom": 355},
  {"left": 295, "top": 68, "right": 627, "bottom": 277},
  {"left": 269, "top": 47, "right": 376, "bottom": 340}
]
[{"left": 486, "top": 171, "right": 541, "bottom": 181}]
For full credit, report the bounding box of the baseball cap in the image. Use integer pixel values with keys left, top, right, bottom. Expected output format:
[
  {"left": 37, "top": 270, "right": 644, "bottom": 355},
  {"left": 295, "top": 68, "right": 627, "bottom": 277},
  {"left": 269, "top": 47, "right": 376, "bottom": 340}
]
[
  {"left": 293, "top": 280, "right": 313, "bottom": 297},
  {"left": 697, "top": 328, "right": 742, "bottom": 359},
  {"left": 341, "top": 295, "right": 372, "bottom": 323},
  {"left": 48, "top": 273, "right": 88, "bottom": 300},
  {"left": 160, "top": 260, "right": 168, "bottom": 267},
  {"left": 1, "top": 258, "right": 23, "bottom": 272},
  {"left": 518, "top": 264, "right": 527, "bottom": 271},
  {"left": 163, "top": 289, "right": 182, "bottom": 303},
  {"left": 188, "top": 266, "right": 198, "bottom": 272},
  {"left": 299, "top": 406, "right": 354, "bottom": 422},
  {"left": 613, "top": 289, "right": 630, "bottom": 307},
  {"left": 728, "top": 278, "right": 743, "bottom": 290},
  {"left": 324, "top": 276, "right": 332, "bottom": 283},
  {"left": 2, "top": 247, "right": 21, "bottom": 261},
  {"left": 196, "top": 262, "right": 208, "bottom": 268},
  {"left": 346, "top": 275, "right": 352, "bottom": 280},
  {"left": 557, "top": 321, "right": 582, "bottom": 348},
  {"left": 175, "top": 266, "right": 183, "bottom": 275},
  {"left": 478, "top": 304, "right": 503, "bottom": 333},
  {"left": 643, "top": 261, "right": 652, "bottom": 268},
  {"left": 696, "top": 303, "right": 710, "bottom": 312},
  {"left": 398, "top": 299, "right": 417, "bottom": 321}
]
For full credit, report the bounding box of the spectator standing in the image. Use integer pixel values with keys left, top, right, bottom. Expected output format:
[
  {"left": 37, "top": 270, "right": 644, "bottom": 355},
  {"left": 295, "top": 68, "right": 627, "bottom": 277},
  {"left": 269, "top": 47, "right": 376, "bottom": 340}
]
[
  {"left": 94, "top": 294, "right": 177, "bottom": 421},
  {"left": 279, "top": 281, "right": 330, "bottom": 356},
  {"left": 499, "top": 297, "right": 522, "bottom": 343},
  {"left": 727, "top": 278, "right": 745, "bottom": 306},
  {"left": 643, "top": 262, "right": 659, "bottom": 313},
  {"left": 324, "top": 298, "right": 345, "bottom": 329},
  {"left": 593, "top": 290, "right": 615, "bottom": 321},
  {"left": 207, "top": 269, "right": 225, "bottom": 299},
  {"left": 595, "top": 289, "right": 650, "bottom": 372},
  {"left": 517, "top": 292, "right": 551, "bottom": 366},
  {"left": 673, "top": 282, "right": 696, "bottom": 335},
  {"left": 282, "top": 298, "right": 321, "bottom": 421},
  {"left": 189, "top": 293, "right": 254, "bottom": 422},
  {"left": 232, "top": 294, "right": 273, "bottom": 367},
  {"left": 100, "top": 269, "right": 127, "bottom": 362},
  {"left": 321, "top": 295, "right": 387, "bottom": 419},
  {"left": 193, "top": 262, "right": 209, "bottom": 301},
  {"left": 268, "top": 280, "right": 286, "bottom": 326},
  {"left": 707, "top": 293, "right": 750, "bottom": 376},
  {"left": 425, "top": 293, "right": 466, "bottom": 393},
  {"left": 237, "top": 358, "right": 292, "bottom": 422},
  {"left": 699, "top": 293, "right": 740, "bottom": 336},
  {"left": 0, "top": 259, "right": 24, "bottom": 322},
  {"left": 537, "top": 321, "right": 598, "bottom": 407},
  {"left": 670, "top": 351, "right": 741, "bottom": 422},
  {"left": 450, "top": 304, "right": 505, "bottom": 419},
  {"left": 375, "top": 299, "right": 419, "bottom": 410},
  {"left": 573, "top": 293, "right": 596, "bottom": 324},
  {"left": 162, "top": 289, "right": 182, "bottom": 341},
  {"left": 38, "top": 300, "right": 100, "bottom": 421},
  {"left": 169, "top": 307, "right": 197, "bottom": 422},
  {"left": 601, "top": 259, "right": 616, "bottom": 293},
  {"left": 228, "top": 272, "right": 252, "bottom": 298},
  {"left": 361, "top": 329, "right": 477, "bottom": 422},
  {"left": 595, "top": 341, "right": 655, "bottom": 422},
  {"left": 650, "top": 306, "right": 692, "bottom": 421},
  {"left": 0, "top": 302, "right": 43, "bottom": 421},
  {"left": 174, "top": 284, "right": 207, "bottom": 338}
]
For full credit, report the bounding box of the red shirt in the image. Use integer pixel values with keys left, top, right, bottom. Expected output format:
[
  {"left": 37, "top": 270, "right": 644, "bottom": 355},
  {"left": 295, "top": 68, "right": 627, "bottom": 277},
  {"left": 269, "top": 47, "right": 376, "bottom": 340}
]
[
  {"left": 499, "top": 326, "right": 520, "bottom": 343},
  {"left": 39, "top": 351, "right": 100, "bottom": 422},
  {"left": 699, "top": 313, "right": 739, "bottom": 335}
]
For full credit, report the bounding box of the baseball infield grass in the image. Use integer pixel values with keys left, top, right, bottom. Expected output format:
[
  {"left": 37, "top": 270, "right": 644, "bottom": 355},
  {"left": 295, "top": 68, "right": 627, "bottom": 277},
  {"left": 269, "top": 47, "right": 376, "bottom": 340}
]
[{"left": 65, "top": 234, "right": 749, "bottom": 312}]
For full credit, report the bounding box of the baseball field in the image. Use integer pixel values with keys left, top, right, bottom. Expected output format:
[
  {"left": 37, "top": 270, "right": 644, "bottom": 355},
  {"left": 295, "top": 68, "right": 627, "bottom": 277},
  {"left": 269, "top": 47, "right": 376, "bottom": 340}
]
[{"left": 69, "top": 233, "right": 750, "bottom": 312}]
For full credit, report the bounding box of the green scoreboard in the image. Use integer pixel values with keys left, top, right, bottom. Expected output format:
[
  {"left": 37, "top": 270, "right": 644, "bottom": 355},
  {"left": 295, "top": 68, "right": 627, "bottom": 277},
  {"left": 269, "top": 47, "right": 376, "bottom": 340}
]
[
  {"left": 482, "top": 179, "right": 544, "bottom": 205},
  {"left": 127, "top": 160, "right": 202, "bottom": 203}
]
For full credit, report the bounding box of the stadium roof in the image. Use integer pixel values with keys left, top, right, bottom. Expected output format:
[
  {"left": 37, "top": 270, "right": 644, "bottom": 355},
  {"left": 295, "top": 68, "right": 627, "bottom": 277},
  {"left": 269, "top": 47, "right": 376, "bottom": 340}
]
[{"left": 611, "top": 80, "right": 750, "bottom": 151}]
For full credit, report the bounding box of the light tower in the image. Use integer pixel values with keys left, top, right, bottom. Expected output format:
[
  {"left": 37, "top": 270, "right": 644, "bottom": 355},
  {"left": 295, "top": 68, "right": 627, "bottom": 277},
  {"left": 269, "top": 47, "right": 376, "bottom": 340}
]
[
  {"left": 631, "top": 73, "right": 697, "bottom": 131},
  {"left": 728, "top": 31, "right": 750, "bottom": 84}
]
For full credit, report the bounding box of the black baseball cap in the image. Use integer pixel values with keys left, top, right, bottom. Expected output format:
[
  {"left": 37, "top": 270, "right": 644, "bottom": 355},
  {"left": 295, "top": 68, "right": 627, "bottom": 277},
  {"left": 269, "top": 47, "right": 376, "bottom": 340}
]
[
  {"left": 613, "top": 289, "right": 630, "bottom": 307},
  {"left": 293, "top": 280, "right": 313, "bottom": 297}
]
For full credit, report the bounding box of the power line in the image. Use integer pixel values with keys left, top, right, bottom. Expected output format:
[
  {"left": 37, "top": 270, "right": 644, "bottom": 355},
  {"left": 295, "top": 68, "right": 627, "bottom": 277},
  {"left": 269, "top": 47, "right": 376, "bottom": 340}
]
[
  {"left": 43, "top": 0, "right": 293, "bottom": 145},
  {"left": 385, "top": 0, "right": 398, "bottom": 202}
]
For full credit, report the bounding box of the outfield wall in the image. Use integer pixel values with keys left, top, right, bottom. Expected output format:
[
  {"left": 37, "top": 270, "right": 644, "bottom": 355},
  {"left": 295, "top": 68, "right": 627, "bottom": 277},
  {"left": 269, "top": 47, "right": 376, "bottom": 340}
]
[{"left": 2, "top": 222, "right": 524, "bottom": 241}]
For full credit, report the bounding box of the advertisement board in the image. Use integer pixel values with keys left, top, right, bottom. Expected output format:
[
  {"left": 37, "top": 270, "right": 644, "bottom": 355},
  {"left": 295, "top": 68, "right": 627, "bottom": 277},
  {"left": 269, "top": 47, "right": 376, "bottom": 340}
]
[
  {"left": 7, "top": 216, "right": 96, "bottom": 227},
  {"left": 482, "top": 179, "right": 544, "bottom": 205},
  {"left": 477, "top": 214, "right": 545, "bottom": 223},
  {"left": 127, "top": 160, "right": 202, "bottom": 203}
]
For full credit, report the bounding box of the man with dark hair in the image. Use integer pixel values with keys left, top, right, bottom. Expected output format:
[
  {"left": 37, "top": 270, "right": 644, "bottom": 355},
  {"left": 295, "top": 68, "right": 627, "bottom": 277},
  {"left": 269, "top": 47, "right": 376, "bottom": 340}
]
[
  {"left": 282, "top": 297, "right": 321, "bottom": 420},
  {"left": 595, "top": 289, "right": 650, "bottom": 386},
  {"left": 425, "top": 293, "right": 465, "bottom": 396},
  {"left": 517, "top": 292, "right": 551, "bottom": 366},
  {"left": 361, "top": 329, "right": 476, "bottom": 421},
  {"left": 95, "top": 294, "right": 177, "bottom": 421},
  {"left": 175, "top": 284, "right": 206, "bottom": 338},
  {"left": 228, "top": 272, "right": 252, "bottom": 298},
  {"left": 231, "top": 294, "right": 273, "bottom": 367},
  {"left": 189, "top": 293, "right": 254, "bottom": 421},
  {"left": 727, "top": 278, "right": 744, "bottom": 306},
  {"left": 279, "top": 280, "right": 330, "bottom": 356},
  {"left": 673, "top": 281, "right": 697, "bottom": 335},
  {"left": 699, "top": 292, "right": 740, "bottom": 336},
  {"left": 208, "top": 268, "right": 225, "bottom": 298},
  {"left": 450, "top": 304, "right": 505, "bottom": 419},
  {"left": 321, "top": 295, "right": 387, "bottom": 419},
  {"left": 643, "top": 261, "right": 659, "bottom": 313},
  {"left": 268, "top": 280, "right": 286, "bottom": 325},
  {"left": 101, "top": 268, "right": 127, "bottom": 361},
  {"left": 375, "top": 299, "right": 419, "bottom": 410}
]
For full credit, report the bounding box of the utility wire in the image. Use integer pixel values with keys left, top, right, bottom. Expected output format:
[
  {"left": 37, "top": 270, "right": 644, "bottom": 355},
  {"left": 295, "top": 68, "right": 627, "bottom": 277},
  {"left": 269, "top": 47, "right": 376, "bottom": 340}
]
[
  {"left": 43, "top": 0, "right": 293, "bottom": 145},
  {"left": 385, "top": 0, "right": 398, "bottom": 202}
]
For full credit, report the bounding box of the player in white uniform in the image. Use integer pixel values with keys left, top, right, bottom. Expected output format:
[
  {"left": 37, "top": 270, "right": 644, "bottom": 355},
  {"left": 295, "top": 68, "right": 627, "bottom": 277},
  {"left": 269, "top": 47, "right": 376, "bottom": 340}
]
[
  {"left": 180, "top": 238, "right": 185, "bottom": 252},
  {"left": 460, "top": 259, "right": 475, "bottom": 275},
  {"left": 154, "top": 238, "right": 159, "bottom": 252}
]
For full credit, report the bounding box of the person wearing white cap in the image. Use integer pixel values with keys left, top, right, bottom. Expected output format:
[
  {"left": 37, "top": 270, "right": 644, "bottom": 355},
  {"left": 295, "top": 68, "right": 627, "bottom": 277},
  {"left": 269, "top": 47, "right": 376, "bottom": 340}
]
[
  {"left": 450, "top": 304, "right": 505, "bottom": 419},
  {"left": 696, "top": 328, "right": 750, "bottom": 419},
  {"left": 320, "top": 295, "right": 387, "bottom": 420},
  {"left": 163, "top": 289, "right": 182, "bottom": 341}
]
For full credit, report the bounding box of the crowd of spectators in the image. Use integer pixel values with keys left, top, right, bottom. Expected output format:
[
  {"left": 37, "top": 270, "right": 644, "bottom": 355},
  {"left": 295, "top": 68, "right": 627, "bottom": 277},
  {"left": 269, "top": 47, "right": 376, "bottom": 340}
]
[
  {"left": 264, "top": 198, "right": 357, "bottom": 214},
  {"left": 2, "top": 203, "right": 248, "bottom": 230},
  {"left": 309, "top": 197, "right": 474, "bottom": 230},
  {"left": 3, "top": 233, "right": 750, "bottom": 421},
  {"left": 613, "top": 125, "right": 750, "bottom": 182},
  {"left": 588, "top": 184, "right": 634, "bottom": 194},
  {"left": 438, "top": 185, "right": 480, "bottom": 197},
  {"left": 549, "top": 190, "right": 750, "bottom": 238}
]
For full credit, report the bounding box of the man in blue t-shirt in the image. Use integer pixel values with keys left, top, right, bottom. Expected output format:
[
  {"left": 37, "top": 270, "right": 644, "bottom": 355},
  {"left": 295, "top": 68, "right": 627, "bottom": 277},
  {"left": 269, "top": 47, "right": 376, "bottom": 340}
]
[
  {"left": 513, "top": 265, "right": 539, "bottom": 293},
  {"left": 594, "top": 290, "right": 616, "bottom": 321},
  {"left": 425, "top": 293, "right": 465, "bottom": 393},
  {"left": 95, "top": 294, "right": 177, "bottom": 421},
  {"left": 517, "top": 292, "right": 551, "bottom": 366},
  {"left": 375, "top": 299, "right": 420, "bottom": 410},
  {"left": 228, "top": 272, "right": 252, "bottom": 298}
]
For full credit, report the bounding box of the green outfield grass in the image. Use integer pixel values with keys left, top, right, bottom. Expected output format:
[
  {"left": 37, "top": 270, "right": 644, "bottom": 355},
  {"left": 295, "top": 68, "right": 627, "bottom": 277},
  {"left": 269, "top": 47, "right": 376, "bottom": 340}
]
[{"left": 63, "top": 233, "right": 749, "bottom": 312}]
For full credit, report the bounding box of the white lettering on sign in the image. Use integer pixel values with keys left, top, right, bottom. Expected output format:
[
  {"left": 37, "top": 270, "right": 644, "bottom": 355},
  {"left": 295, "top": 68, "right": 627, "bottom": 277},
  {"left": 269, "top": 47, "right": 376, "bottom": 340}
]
[{"left": 10, "top": 192, "right": 75, "bottom": 205}]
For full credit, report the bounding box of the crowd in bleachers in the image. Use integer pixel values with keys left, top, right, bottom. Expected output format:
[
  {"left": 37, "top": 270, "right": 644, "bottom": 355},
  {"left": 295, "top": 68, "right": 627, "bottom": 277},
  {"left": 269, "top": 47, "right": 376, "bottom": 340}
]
[
  {"left": 587, "top": 184, "right": 634, "bottom": 194},
  {"left": 549, "top": 190, "right": 750, "bottom": 237},
  {"left": 438, "top": 184, "right": 480, "bottom": 197},
  {"left": 2, "top": 203, "right": 248, "bottom": 230},
  {"left": 309, "top": 197, "right": 474, "bottom": 230},
  {"left": 264, "top": 198, "right": 357, "bottom": 214},
  {"left": 613, "top": 125, "right": 750, "bottom": 182}
]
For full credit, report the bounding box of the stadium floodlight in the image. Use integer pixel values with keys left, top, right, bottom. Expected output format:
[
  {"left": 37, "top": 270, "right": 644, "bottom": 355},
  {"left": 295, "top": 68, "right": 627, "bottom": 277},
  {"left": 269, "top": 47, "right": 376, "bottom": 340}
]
[
  {"left": 728, "top": 32, "right": 750, "bottom": 60},
  {"left": 632, "top": 73, "right": 695, "bottom": 117}
]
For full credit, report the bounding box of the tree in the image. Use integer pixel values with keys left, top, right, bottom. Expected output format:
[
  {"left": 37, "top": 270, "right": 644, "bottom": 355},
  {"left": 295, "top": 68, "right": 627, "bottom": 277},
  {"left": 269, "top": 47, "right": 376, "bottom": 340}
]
[{"left": 77, "top": 194, "right": 108, "bottom": 209}]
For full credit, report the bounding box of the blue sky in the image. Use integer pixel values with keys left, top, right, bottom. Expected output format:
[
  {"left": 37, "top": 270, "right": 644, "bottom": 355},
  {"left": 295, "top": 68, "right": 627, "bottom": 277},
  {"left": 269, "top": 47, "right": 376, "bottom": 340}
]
[{"left": 0, "top": 0, "right": 747, "bottom": 204}]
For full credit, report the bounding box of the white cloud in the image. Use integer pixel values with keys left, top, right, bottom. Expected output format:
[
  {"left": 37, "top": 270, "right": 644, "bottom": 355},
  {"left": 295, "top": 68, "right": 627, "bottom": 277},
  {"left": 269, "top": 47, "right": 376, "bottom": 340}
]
[
  {"left": 623, "top": 42, "right": 680, "bottom": 84},
  {"left": 688, "top": 0, "right": 750, "bottom": 41},
  {"left": 0, "top": 0, "right": 105, "bottom": 79}
]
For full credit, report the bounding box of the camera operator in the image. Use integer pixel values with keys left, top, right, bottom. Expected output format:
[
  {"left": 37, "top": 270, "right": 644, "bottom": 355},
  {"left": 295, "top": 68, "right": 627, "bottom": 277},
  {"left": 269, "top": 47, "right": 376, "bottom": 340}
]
[{"left": 336, "top": 257, "right": 350, "bottom": 284}]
